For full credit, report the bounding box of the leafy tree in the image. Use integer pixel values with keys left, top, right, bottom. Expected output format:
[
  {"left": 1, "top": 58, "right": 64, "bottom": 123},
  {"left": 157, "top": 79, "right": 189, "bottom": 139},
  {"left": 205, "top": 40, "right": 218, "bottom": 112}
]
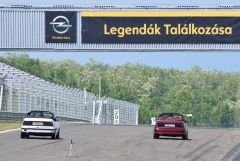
[{"left": 1, "top": 53, "right": 240, "bottom": 127}]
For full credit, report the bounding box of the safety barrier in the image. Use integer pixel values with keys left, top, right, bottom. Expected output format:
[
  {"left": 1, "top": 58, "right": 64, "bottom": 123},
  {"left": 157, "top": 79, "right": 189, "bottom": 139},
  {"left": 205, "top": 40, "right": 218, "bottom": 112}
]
[{"left": 0, "top": 63, "right": 139, "bottom": 125}]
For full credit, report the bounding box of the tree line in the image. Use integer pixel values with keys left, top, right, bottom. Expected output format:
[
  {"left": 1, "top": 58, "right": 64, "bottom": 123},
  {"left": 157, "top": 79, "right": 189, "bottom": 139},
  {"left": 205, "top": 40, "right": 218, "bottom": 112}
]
[{"left": 1, "top": 53, "right": 240, "bottom": 127}]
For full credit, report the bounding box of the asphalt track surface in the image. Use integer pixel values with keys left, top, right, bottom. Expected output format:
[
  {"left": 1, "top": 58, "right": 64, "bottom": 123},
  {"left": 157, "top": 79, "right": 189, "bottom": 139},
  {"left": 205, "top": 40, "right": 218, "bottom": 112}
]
[{"left": 0, "top": 124, "right": 240, "bottom": 161}]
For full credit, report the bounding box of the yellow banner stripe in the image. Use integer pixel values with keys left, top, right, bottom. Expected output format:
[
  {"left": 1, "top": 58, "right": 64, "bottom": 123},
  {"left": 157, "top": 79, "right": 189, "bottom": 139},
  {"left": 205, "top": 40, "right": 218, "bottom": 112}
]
[{"left": 81, "top": 11, "right": 240, "bottom": 17}]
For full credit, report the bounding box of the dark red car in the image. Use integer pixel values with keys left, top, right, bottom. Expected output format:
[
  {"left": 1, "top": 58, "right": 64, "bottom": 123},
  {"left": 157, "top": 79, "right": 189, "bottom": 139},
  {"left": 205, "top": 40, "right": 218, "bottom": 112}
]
[{"left": 153, "top": 113, "right": 188, "bottom": 140}]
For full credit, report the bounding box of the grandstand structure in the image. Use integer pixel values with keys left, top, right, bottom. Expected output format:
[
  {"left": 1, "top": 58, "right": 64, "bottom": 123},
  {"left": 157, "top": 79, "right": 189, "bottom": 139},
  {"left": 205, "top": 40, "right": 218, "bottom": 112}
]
[{"left": 0, "top": 62, "right": 139, "bottom": 125}]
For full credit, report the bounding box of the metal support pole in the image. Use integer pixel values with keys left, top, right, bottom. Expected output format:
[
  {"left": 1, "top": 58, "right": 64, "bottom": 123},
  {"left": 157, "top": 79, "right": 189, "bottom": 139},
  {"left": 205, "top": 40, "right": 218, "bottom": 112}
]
[
  {"left": 8, "top": 83, "right": 13, "bottom": 112},
  {"left": 92, "top": 100, "right": 95, "bottom": 124},
  {"left": 84, "top": 88, "right": 87, "bottom": 105},
  {"left": 96, "top": 100, "right": 103, "bottom": 124},
  {"left": 18, "top": 91, "right": 21, "bottom": 113},
  {"left": 136, "top": 107, "right": 139, "bottom": 125},
  {"left": 0, "top": 85, "right": 3, "bottom": 111},
  {"left": 99, "top": 77, "right": 101, "bottom": 100},
  {"left": 24, "top": 93, "right": 27, "bottom": 112}
]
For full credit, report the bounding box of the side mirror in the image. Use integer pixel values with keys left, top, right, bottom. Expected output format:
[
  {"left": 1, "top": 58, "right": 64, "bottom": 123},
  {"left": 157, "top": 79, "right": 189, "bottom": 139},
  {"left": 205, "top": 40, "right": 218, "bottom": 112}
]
[{"left": 56, "top": 118, "right": 60, "bottom": 122}]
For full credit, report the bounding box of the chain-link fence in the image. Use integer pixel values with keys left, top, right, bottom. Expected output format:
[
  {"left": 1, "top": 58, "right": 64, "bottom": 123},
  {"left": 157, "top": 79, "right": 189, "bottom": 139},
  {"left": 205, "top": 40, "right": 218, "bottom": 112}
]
[{"left": 0, "top": 62, "right": 139, "bottom": 125}]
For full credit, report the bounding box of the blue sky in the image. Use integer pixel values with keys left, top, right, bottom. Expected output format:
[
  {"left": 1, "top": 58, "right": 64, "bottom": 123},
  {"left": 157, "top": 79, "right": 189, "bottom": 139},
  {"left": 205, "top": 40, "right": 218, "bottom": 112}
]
[{"left": 1, "top": 51, "right": 239, "bottom": 72}]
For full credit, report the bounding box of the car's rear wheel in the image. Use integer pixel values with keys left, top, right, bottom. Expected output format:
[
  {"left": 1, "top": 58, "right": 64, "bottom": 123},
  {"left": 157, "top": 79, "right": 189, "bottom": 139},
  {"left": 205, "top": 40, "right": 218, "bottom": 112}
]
[
  {"left": 56, "top": 130, "right": 60, "bottom": 139},
  {"left": 153, "top": 133, "right": 159, "bottom": 139},
  {"left": 21, "top": 133, "right": 30, "bottom": 139},
  {"left": 51, "top": 133, "right": 56, "bottom": 139},
  {"left": 20, "top": 132, "right": 25, "bottom": 139},
  {"left": 182, "top": 133, "right": 188, "bottom": 140}
]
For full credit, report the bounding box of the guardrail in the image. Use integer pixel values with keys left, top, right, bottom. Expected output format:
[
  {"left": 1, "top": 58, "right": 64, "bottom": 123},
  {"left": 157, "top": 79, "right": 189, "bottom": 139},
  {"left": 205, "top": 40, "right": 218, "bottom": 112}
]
[
  {"left": 0, "top": 112, "right": 25, "bottom": 121},
  {"left": 0, "top": 112, "right": 90, "bottom": 122}
]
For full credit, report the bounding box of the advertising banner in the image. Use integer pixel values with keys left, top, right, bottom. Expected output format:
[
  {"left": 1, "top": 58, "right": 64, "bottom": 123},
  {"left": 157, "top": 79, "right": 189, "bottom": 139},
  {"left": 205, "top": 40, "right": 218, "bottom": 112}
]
[
  {"left": 81, "top": 12, "right": 240, "bottom": 44},
  {"left": 45, "top": 11, "right": 77, "bottom": 43}
]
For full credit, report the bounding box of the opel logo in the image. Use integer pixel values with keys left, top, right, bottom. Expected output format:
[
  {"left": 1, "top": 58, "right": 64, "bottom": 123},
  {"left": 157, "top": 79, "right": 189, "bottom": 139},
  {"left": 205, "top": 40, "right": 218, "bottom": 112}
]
[{"left": 50, "top": 16, "right": 72, "bottom": 34}]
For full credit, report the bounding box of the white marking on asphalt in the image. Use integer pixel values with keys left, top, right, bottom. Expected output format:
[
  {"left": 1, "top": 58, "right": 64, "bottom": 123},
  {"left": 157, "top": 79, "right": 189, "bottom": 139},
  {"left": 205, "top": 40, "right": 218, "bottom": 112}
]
[
  {"left": 0, "top": 128, "right": 20, "bottom": 134},
  {"left": 64, "top": 122, "right": 88, "bottom": 124}
]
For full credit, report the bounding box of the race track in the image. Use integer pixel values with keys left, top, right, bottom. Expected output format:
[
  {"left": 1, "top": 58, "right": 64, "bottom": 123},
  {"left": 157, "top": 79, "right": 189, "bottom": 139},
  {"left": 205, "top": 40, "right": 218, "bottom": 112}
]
[{"left": 0, "top": 124, "right": 240, "bottom": 161}]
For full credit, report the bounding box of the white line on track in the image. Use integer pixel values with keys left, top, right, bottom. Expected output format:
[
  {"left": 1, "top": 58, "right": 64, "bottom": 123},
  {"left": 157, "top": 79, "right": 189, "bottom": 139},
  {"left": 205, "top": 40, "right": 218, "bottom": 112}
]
[{"left": 0, "top": 128, "right": 20, "bottom": 134}]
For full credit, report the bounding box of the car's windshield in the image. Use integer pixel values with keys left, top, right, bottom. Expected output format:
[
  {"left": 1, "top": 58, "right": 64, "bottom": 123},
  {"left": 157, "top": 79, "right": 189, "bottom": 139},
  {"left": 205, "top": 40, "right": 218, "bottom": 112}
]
[
  {"left": 26, "top": 111, "right": 54, "bottom": 119},
  {"left": 159, "top": 113, "right": 183, "bottom": 120}
]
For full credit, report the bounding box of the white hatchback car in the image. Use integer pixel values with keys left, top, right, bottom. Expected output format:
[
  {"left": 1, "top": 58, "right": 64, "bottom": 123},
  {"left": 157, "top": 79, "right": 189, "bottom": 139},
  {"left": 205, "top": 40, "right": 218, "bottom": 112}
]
[{"left": 21, "top": 111, "right": 60, "bottom": 139}]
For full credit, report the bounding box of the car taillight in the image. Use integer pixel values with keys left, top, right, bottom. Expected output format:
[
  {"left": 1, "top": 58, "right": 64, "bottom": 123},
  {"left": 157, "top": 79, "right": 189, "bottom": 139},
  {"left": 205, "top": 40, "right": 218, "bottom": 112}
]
[
  {"left": 43, "top": 122, "right": 53, "bottom": 126},
  {"left": 23, "top": 121, "right": 32, "bottom": 125},
  {"left": 175, "top": 123, "right": 184, "bottom": 127},
  {"left": 157, "top": 123, "right": 164, "bottom": 127}
]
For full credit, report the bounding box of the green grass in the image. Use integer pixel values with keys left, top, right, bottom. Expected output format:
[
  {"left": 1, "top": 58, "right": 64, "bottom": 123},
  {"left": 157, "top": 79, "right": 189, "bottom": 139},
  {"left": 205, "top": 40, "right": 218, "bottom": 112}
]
[{"left": 0, "top": 121, "right": 21, "bottom": 131}]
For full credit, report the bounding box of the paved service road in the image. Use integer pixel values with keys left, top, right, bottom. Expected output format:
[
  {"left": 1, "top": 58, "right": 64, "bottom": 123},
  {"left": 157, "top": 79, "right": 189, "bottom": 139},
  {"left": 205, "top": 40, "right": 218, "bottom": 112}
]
[{"left": 0, "top": 124, "right": 240, "bottom": 161}]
